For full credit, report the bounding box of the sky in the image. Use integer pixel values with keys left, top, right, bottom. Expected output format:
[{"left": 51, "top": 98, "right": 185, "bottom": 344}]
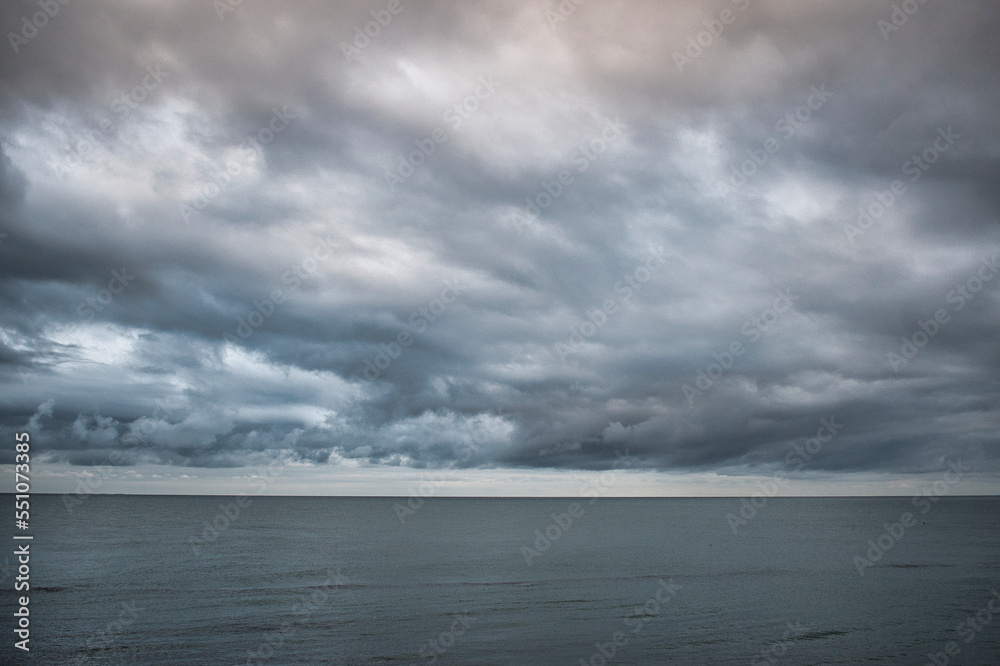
[{"left": 1, "top": 0, "right": 998, "bottom": 496}]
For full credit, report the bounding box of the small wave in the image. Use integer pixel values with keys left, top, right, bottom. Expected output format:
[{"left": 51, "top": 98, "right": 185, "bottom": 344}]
[{"left": 799, "top": 629, "right": 851, "bottom": 640}]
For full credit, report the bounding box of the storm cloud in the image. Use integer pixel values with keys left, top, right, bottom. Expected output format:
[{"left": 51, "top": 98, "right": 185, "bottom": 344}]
[{"left": 1, "top": 0, "right": 998, "bottom": 491}]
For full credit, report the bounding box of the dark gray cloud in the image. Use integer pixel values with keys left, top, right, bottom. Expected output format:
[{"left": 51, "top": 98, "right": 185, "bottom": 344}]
[{"left": 1, "top": 0, "right": 998, "bottom": 486}]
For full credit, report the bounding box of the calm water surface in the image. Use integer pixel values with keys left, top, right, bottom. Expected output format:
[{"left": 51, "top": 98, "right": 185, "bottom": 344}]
[{"left": 4, "top": 496, "right": 999, "bottom": 664}]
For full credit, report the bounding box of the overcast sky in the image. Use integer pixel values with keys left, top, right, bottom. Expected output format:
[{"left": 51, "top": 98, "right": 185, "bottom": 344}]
[{"left": 1, "top": 0, "right": 998, "bottom": 496}]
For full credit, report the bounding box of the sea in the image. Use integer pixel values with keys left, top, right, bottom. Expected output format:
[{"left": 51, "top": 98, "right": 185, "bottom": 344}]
[{"left": 4, "top": 495, "right": 1000, "bottom": 665}]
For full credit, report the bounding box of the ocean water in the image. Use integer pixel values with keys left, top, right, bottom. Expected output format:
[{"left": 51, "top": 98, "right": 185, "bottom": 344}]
[{"left": 4, "top": 495, "right": 1000, "bottom": 664}]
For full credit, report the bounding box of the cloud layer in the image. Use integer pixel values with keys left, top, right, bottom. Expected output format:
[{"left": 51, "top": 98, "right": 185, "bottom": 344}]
[{"left": 1, "top": 0, "right": 998, "bottom": 488}]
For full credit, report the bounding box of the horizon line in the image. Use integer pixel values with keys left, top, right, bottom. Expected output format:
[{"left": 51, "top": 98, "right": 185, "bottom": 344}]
[{"left": 10, "top": 492, "right": 1000, "bottom": 498}]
